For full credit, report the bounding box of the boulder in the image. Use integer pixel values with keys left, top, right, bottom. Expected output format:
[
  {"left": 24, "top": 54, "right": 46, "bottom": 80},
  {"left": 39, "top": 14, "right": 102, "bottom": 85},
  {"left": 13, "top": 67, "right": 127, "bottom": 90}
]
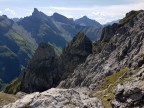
[{"left": 2, "top": 88, "right": 104, "bottom": 108}]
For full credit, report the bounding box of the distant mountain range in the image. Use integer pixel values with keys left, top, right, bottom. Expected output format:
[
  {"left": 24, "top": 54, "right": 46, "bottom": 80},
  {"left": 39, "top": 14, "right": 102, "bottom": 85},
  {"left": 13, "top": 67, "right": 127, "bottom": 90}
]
[
  {"left": 0, "top": 15, "right": 37, "bottom": 83},
  {"left": 104, "top": 20, "right": 120, "bottom": 26},
  {"left": 75, "top": 16, "right": 102, "bottom": 27},
  {"left": 18, "top": 8, "right": 103, "bottom": 46},
  {"left": 0, "top": 8, "right": 103, "bottom": 86}
]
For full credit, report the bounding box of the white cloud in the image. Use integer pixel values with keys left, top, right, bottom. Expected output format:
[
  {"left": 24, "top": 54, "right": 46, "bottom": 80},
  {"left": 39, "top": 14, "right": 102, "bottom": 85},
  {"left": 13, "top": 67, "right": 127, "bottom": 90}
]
[
  {"left": 0, "top": 10, "right": 2, "bottom": 14},
  {"left": 48, "top": 6, "right": 85, "bottom": 11},
  {"left": 39, "top": 2, "right": 144, "bottom": 24},
  {"left": 22, "top": 9, "right": 33, "bottom": 15},
  {"left": 4, "top": 8, "right": 16, "bottom": 15},
  {"left": 0, "top": 1, "right": 144, "bottom": 24}
]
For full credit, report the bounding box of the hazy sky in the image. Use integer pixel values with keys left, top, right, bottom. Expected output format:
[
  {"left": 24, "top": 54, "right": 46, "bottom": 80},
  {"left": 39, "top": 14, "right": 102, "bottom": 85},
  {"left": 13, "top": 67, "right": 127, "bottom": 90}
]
[{"left": 0, "top": 0, "right": 144, "bottom": 24}]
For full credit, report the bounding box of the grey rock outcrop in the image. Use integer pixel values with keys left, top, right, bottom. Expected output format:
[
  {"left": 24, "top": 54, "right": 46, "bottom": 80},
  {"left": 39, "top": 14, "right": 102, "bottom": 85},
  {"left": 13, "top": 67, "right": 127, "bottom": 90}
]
[
  {"left": 2, "top": 88, "right": 104, "bottom": 108},
  {"left": 63, "top": 10, "right": 144, "bottom": 89},
  {"left": 60, "top": 10, "right": 144, "bottom": 107},
  {"left": 112, "top": 67, "right": 144, "bottom": 108},
  {"left": 100, "top": 23, "right": 118, "bottom": 42}
]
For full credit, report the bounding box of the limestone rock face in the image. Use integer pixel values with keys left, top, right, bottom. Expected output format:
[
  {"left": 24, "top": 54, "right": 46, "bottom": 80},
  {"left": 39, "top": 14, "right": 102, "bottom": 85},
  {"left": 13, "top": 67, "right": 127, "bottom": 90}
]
[
  {"left": 62, "top": 10, "right": 144, "bottom": 89},
  {"left": 61, "top": 10, "right": 144, "bottom": 107},
  {"left": 112, "top": 67, "right": 144, "bottom": 108},
  {"left": 2, "top": 88, "right": 104, "bottom": 108}
]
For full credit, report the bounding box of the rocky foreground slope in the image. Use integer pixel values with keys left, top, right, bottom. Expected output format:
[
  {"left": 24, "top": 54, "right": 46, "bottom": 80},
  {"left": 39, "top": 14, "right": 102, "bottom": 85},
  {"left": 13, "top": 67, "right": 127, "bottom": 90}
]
[
  {"left": 61, "top": 10, "right": 144, "bottom": 107},
  {"left": 3, "top": 10, "right": 144, "bottom": 108},
  {"left": 2, "top": 88, "right": 103, "bottom": 108}
]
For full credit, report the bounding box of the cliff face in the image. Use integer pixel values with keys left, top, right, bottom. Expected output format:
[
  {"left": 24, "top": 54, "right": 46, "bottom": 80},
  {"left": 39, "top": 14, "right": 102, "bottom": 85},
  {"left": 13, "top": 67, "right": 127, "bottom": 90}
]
[
  {"left": 61, "top": 10, "right": 144, "bottom": 107},
  {"left": 59, "top": 32, "right": 92, "bottom": 80},
  {"left": 20, "top": 43, "right": 59, "bottom": 93},
  {"left": 63, "top": 10, "right": 144, "bottom": 88},
  {"left": 13, "top": 32, "right": 92, "bottom": 93}
]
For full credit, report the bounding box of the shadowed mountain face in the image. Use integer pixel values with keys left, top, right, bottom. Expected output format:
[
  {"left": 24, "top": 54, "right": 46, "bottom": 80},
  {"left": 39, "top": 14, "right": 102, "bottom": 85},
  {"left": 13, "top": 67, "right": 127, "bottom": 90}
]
[
  {"left": 59, "top": 32, "right": 92, "bottom": 80},
  {"left": 0, "top": 15, "right": 37, "bottom": 83},
  {"left": 6, "top": 32, "right": 92, "bottom": 93},
  {"left": 0, "top": 46, "right": 20, "bottom": 83},
  {"left": 18, "top": 8, "right": 67, "bottom": 47},
  {"left": 18, "top": 8, "right": 102, "bottom": 45},
  {"left": 20, "top": 43, "right": 59, "bottom": 92}
]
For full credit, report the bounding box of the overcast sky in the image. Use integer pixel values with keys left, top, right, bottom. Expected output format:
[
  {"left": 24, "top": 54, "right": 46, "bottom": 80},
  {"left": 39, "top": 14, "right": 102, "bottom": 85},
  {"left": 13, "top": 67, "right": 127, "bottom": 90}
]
[{"left": 0, "top": 0, "right": 144, "bottom": 24}]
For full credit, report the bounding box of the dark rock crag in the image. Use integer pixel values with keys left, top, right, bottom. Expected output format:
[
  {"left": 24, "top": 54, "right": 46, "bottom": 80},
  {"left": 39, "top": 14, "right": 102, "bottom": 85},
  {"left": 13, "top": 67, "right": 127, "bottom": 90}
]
[
  {"left": 15, "top": 32, "right": 92, "bottom": 93},
  {"left": 20, "top": 43, "right": 59, "bottom": 93}
]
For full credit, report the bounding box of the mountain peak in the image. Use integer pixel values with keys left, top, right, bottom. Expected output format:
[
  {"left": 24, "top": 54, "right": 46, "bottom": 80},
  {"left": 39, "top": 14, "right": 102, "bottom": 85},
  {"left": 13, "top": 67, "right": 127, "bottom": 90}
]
[
  {"left": 82, "top": 16, "right": 88, "bottom": 19},
  {"left": 119, "top": 10, "right": 143, "bottom": 27},
  {"left": 51, "top": 12, "right": 74, "bottom": 25},
  {"left": 32, "top": 8, "right": 40, "bottom": 17},
  {"left": 34, "top": 8, "right": 39, "bottom": 13},
  {"left": 29, "top": 43, "right": 56, "bottom": 65},
  {"left": 66, "top": 32, "right": 92, "bottom": 55},
  {"left": 2, "top": 15, "right": 8, "bottom": 18},
  {"left": 75, "top": 16, "right": 102, "bottom": 27},
  {"left": 72, "top": 32, "right": 91, "bottom": 46},
  {"left": 53, "top": 12, "right": 61, "bottom": 16}
]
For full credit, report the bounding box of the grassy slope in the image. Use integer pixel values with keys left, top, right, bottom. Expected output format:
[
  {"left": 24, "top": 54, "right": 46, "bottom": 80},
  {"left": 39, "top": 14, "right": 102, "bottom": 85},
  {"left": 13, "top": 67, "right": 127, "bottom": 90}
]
[
  {"left": 90, "top": 67, "right": 129, "bottom": 108},
  {"left": 5, "top": 78, "right": 21, "bottom": 94},
  {"left": 0, "top": 92, "right": 17, "bottom": 106}
]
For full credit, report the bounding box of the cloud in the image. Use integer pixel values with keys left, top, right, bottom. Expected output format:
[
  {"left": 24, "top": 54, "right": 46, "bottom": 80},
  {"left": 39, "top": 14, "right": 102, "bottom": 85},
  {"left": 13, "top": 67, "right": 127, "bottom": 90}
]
[
  {"left": 0, "top": 1, "right": 144, "bottom": 24},
  {"left": 22, "top": 9, "right": 33, "bottom": 15},
  {"left": 48, "top": 7, "right": 85, "bottom": 11},
  {"left": 4, "top": 8, "right": 16, "bottom": 15},
  {"left": 39, "top": 2, "right": 144, "bottom": 24},
  {"left": 0, "top": 10, "right": 2, "bottom": 14}
]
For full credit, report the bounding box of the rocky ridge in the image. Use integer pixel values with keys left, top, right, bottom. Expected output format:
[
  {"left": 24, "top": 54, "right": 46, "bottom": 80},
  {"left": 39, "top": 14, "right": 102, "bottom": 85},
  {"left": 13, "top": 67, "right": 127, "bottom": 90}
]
[
  {"left": 63, "top": 10, "right": 144, "bottom": 88},
  {"left": 61, "top": 10, "right": 144, "bottom": 107},
  {"left": 75, "top": 16, "right": 102, "bottom": 27},
  {"left": 18, "top": 8, "right": 102, "bottom": 46},
  {"left": 112, "top": 66, "right": 144, "bottom": 108}
]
